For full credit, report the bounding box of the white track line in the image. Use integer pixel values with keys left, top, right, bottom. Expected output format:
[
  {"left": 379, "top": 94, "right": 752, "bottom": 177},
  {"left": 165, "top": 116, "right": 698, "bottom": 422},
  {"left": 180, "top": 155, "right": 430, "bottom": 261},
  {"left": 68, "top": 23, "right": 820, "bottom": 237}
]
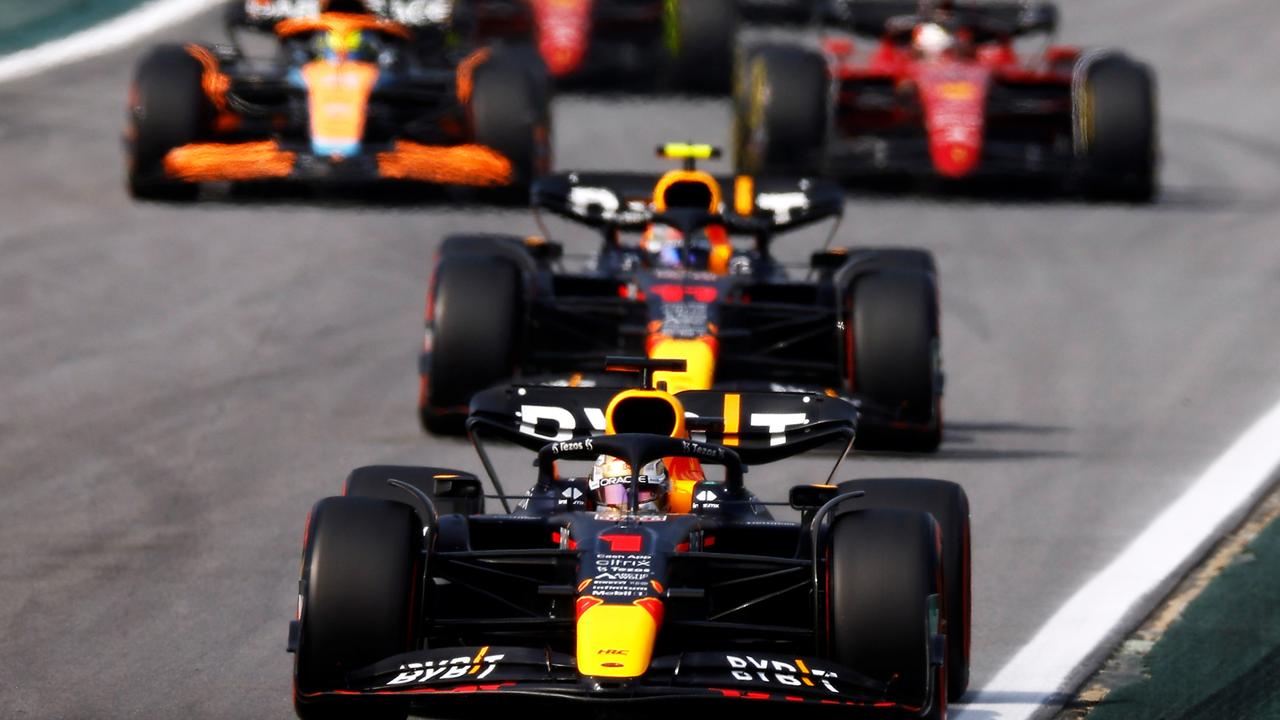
[
  {"left": 955, "top": 395, "right": 1280, "bottom": 720},
  {"left": 0, "top": 0, "right": 225, "bottom": 85}
]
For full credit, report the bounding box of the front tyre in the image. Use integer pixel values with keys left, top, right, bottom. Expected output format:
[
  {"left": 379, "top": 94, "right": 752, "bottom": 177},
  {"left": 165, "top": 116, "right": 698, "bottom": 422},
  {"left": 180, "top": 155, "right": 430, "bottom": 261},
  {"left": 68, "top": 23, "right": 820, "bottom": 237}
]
[
  {"left": 827, "top": 507, "right": 945, "bottom": 716},
  {"left": 419, "top": 251, "right": 524, "bottom": 434},
  {"left": 666, "top": 0, "right": 739, "bottom": 94},
  {"left": 838, "top": 479, "right": 971, "bottom": 700},
  {"left": 845, "top": 265, "right": 942, "bottom": 451},
  {"left": 293, "top": 497, "right": 420, "bottom": 720},
  {"left": 1076, "top": 54, "right": 1159, "bottom": 203},
  {"left": 126, "top": 44, "right": 212, "bottom": 201},
  {"left": 469, "top": 51, "right": 552, "bottom": 194},
  {"left": 733, "top": 45, "right": 829, "bottom": 176}
]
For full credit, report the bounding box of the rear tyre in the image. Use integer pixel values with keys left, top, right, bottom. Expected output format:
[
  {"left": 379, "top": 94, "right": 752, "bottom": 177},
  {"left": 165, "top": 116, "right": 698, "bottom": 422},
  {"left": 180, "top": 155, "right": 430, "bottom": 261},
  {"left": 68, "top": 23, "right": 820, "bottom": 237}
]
[
  {"left": 846, "top": 267, "right": 942, "bottom": 451},
  {"left": 127, "top": 44, "right": 211, "bottom": 201},
  {"left": 667, "top": 0, "right": 739, "bottom": 94},
  {"left": 293, "top": 497, "right": 419, "bottom": 720},
  {"left": 733, "top": 45, "right": 829, "bottom": 176},
  {"left": 838, "top": 479, "right": 971, "bottom": 700},
  {"left": 470, "top": 51, "right": 552, "bottom": 194},
  {"left": 827, "top": 508, "right": 944, "bottom": 714},
  {"left": 419, "top": 252, "right": 524, "bottom": 434},
  {"left": 1077, "top": 55, "right": 1158, "bottom": 203}
]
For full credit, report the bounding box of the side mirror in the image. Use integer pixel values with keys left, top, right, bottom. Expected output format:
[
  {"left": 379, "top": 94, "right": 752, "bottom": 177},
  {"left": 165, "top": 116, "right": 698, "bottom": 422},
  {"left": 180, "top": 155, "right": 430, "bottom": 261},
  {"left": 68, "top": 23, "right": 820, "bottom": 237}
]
[
  {"left": 789, "top": 483, "right": 840, "bottom": 510},
  {"left": 1021, "top": 3, "right": 1059, "bottom": 35},
  {"left": 810, "top": 248, "right": 851, "bottom": 271},
  {"left": 434, "top": 475, "right": 483, "bottom": 500}
]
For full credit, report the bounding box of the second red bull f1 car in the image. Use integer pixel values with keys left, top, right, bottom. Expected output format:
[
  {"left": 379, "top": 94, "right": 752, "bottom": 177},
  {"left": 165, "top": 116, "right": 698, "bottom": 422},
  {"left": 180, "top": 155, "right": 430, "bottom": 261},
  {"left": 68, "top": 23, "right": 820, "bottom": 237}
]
[
  {"left": 289, "top": 370, "right": 972, "bottom": 718},
  {"left": 418, "top": 144, "right": 944, "bottom": 450}
]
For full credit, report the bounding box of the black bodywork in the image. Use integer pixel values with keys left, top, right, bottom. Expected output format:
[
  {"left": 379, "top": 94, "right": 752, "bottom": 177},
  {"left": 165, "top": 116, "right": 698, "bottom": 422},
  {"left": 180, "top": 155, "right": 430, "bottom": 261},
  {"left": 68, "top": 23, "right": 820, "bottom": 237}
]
[
  {"left": 739, "top": 0, "right": 824, "bottom": 24},
  {"left": 422, "top": 171, "right": 942, "bottom": 445},
  {"left": 291, "top": 388, "right": 945, "bottom": 715}
]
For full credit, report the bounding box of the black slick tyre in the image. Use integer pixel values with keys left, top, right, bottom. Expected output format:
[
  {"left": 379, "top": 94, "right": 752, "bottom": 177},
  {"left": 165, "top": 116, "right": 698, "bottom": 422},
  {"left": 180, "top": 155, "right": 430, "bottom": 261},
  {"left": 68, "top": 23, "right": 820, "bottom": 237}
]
[
  {"left": 1077, "top": 55, "right": 1159, "bottom": 202},
  {"left": 469, "top": 51, "right": 552, "bottom": 193},
  {"left": 293, "top": 497, "right": 420, "bottom": 720},
  {"left": 838, "top": 478, "right": 971, "bottom": 700},
  {"left": 827, "top": 507, "right": 944, "bottom": 715},
  {"left": 667, "top": 0, "right": 739, "bottom": 94},
  {"left": 846, "top": 268, "right": 942, "bottom": 451},
  {"left": 734, "top": 45, "right": 828, "bottom": 176},
  {"left": 126, "top": 44, "right": 211, "bottom": 201},
  {"left": 419, "top": 253, "right": 523, "bottom": 434}
]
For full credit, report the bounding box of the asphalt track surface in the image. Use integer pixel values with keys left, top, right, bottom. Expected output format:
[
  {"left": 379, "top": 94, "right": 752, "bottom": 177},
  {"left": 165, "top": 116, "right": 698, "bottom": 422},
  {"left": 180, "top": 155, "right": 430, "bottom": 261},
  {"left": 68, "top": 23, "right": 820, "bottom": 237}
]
[{"left": 2, "top": 2, "right": 1280, "bottom": 718}]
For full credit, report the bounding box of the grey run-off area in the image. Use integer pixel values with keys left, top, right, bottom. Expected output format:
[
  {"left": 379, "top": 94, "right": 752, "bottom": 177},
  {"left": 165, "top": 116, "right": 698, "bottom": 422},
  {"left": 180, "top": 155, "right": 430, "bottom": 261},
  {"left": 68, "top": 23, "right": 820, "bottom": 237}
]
[{"left": 2, "top": 1, "right": 1280, "bottom": 717}]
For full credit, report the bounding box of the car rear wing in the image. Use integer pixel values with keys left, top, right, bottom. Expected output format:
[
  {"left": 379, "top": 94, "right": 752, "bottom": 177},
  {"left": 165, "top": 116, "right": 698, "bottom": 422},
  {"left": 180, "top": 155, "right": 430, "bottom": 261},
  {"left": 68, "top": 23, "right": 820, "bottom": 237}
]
[
  {"left": 530, "top": 172, "right": 844, "bottom": 237},
  {"left": 467, "top": 384, "right": 857, "bottom": 465},
  {"left": 827, "top": 0, "right": 1058, "bottom": 39}
]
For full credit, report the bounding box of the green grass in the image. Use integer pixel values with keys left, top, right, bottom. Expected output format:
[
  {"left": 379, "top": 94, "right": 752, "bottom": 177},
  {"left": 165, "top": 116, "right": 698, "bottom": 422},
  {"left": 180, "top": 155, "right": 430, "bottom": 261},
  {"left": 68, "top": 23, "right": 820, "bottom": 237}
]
[
  {"left": 0, "top": 0, "right": 149, "bottom": 56},
  {"left": 1090, "top": 513, "right": 1280, "bottom": 719}
]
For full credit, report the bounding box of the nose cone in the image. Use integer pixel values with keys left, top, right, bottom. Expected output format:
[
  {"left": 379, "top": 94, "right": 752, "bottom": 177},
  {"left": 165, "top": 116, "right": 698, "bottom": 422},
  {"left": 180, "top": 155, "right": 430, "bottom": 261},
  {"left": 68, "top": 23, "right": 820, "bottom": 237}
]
[
  {"left": 576, "top": 598, "right": 664, "bottom": 678},
  {"left": 302, "top": 60, "right": 378, "bottom": 160},
  {"left": 541, "top": 41, "right": 588, "bottom": 78},
  {"left": 917, "top": 73, "right": 990, "bottom": 179},
  {"left": 930, "top": 139, "right": 982, "bottom": 178},
  {"left": 532, "top": 0, "right": 592, "bottom": 77},
  {"left": 311, "top": 138, "right": 362, "bottom": 159}
]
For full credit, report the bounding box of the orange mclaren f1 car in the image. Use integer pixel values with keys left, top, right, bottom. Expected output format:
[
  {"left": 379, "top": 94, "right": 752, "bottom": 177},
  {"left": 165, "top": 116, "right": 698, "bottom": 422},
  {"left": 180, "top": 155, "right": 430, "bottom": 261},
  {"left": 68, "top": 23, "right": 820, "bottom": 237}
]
[
  {"left": 290, "top": 363, "right": 972, "bottom": 718},
  {"left": 125, "top": 11, "right": 550, "bottom": 200},
  {"left": 418, "top": 143, "right": 944, "bottom": 450}
]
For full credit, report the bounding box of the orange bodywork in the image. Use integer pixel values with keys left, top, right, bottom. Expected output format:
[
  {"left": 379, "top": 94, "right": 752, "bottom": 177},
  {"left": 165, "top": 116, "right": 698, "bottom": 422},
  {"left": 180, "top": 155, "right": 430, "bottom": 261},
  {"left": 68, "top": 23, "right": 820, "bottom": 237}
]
[
  {"left": 377, "top": 142, "right": 514, "bottom": 187},
  {"left": 185, "top": 44, "right": 239, "bottom": 133},
  {"left": 455, "top": 48, "right": 493, "bottom": 105},
  {"left": 274, "top": 12, "right": 411, "bottom": 40},
  {"left": 161, "top": 140, "right": 513, "bottom": 186},
  {"left": 652, "top": 169, "right": 722, "bottom": 212},
  {"left": 301, "top": 60, "right": 379, "bottom": 154},
  {"left": 164, "top": 141, "right": 296, "bottom": 182},
  {"left": 733, "top": 175, "right": 754, "bottom": 215}
]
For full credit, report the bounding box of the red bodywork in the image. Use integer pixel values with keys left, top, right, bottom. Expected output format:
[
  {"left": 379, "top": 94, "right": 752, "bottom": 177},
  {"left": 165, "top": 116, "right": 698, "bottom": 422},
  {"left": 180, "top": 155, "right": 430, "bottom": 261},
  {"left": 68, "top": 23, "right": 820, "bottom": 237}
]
[
  {"left": 467, "top": 0, "right": 667, "bottom": 82},
  {"left": 468, "top": 0, "right": 596, "bottom": 79},
  {"left": 530, "top": 0, "right": 594, "bottom": 78},
  {"left": 824, "top": 32, "right": 1081, "bottom": 179}
]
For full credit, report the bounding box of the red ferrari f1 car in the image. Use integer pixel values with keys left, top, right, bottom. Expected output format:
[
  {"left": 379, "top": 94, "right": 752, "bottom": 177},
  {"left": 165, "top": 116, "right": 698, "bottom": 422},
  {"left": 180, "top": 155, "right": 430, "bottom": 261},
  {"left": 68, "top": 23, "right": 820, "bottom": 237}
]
[
  {"left": 289, "top": 367, "right": 972, "bottom": 718},
  {"left": 456, "top": 0, "right": 739, "bottom": 91},
  {"left": 733, "top": 0, "right": 1159, "bottom": 200},
  {"left": 417, "top": 144, "right": 944, "bottom": 450},
  {"left": 126, "top": 8, "right": 550, "bottom": 199}
]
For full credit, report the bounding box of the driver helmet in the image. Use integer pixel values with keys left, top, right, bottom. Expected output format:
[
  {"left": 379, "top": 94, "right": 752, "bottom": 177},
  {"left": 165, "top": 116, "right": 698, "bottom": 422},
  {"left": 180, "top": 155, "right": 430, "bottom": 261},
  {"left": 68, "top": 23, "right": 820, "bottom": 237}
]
[
  {"left": 590, "top": 456, "right": 670, "bottom": 512},
  {"left": 913, "top": 21, "right": 956, "bottom": 58},
  {"left": 643, "top": 225, "right": 716, "bottom": 270},
  {"left": 315, "top": 26, "right": 371, "bottom": 58}
]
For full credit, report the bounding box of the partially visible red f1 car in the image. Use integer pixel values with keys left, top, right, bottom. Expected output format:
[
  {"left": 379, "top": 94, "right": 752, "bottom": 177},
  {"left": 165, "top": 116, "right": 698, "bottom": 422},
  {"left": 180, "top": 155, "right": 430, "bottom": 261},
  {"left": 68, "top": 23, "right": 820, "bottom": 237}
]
[
  {"left": 126, "top": 11, "right": 550, "bottom": 200},
  {"left": 733, "top": 0, "right": 1159, "bottom": 201},
  {"left": 456, "top": 0, "right": 739, "bottom": 92}
]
